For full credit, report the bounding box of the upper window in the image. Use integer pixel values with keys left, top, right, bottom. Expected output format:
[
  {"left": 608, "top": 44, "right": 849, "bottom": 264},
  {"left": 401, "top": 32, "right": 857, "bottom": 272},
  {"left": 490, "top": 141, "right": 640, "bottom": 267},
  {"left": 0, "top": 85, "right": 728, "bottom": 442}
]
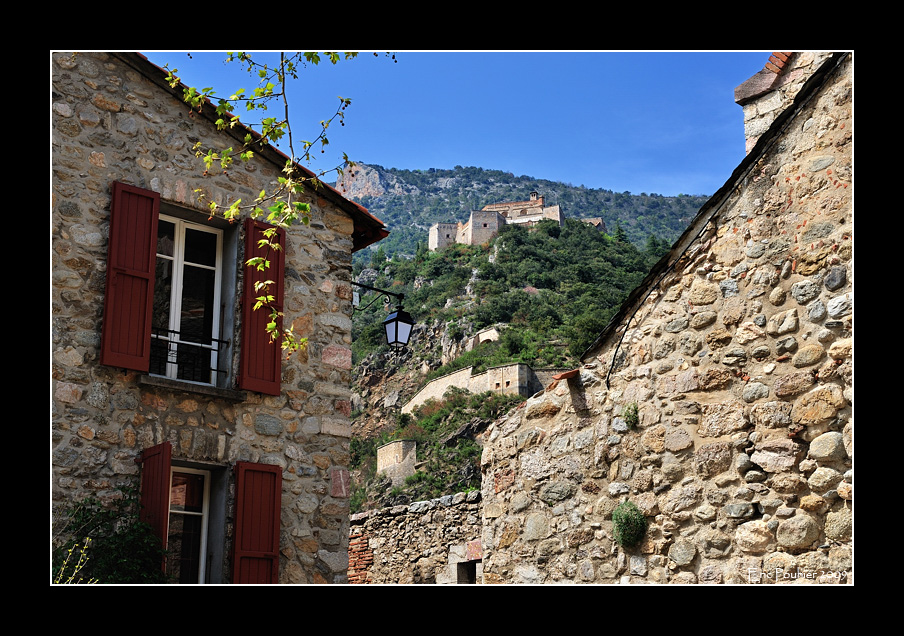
[
  {"left": 100, "top": 182, "right": 285, "bottom": 396},
  {"left": 150, "top": 215, "right": 224, "bottom": 385}
]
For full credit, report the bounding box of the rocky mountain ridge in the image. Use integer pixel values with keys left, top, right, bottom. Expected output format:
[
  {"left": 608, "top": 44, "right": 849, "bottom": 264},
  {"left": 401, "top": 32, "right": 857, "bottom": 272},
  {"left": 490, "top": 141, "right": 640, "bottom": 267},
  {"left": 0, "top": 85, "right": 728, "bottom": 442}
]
[{"left": 336, "top": 163, "right": 710, "bottom": 260}]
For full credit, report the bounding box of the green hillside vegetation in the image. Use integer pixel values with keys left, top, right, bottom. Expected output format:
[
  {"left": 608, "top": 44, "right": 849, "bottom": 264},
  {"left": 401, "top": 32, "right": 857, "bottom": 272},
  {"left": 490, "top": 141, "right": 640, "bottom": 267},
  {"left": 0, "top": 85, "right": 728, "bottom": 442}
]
[
  {"left": 352, "top": 217, "right": 670, "bottom": 365},
  {"left": 350, "top": 387, "right": 525, "bottom": 512}
]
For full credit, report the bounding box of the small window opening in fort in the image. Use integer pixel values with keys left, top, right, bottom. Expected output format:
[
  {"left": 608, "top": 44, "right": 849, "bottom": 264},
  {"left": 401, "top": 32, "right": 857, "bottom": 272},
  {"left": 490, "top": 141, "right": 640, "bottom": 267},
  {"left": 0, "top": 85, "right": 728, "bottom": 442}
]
[
  {"left": 482, "top": 223, "right": 488, "bottom": 228},
  {"left": 495, "top": 382, "right": 500, "bottom": 389},
  {"left": 505, "top": 380, "right": 510, "bottom": 388},
  {"left": 456, "top": 560, "right": 479, "bottom": 584}
]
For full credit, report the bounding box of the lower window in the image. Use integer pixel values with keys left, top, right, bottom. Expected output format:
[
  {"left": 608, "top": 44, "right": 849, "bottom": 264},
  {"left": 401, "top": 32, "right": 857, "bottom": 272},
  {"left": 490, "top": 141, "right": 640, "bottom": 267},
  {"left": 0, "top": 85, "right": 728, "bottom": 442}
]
[
  {"left": 139, "top": 442, "right": 282, "bottom": 583},
  {"left": 167, "top": 468, "right": 210, "bottom": 584}
]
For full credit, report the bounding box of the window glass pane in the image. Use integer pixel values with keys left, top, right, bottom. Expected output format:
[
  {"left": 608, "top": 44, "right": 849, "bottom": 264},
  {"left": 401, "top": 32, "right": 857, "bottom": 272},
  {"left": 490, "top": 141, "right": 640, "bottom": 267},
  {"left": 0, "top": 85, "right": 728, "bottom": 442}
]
[
  {"left": 157, "top": 219, "right": 175, "bottom": 257},
  {"left": 177, "top": 265, "right": 217, "bottom": 382},
  {"left": 153, "top": 258, "right": 173, "bottom": 332},
  {"left": 180, "top": 265, "right": 215, "bottom": 344},
  {"left": 176, "top": 342, "right": 211, "bottom": 383},
  {"left": 149, "top": 338, "right": 170, "bottom": 376},
  {"left": 170, "top": 472, "right": 205, "bottom": 513},
  {"left": 168, "top": 471, "right": 206, "bottom": 584},
  {"left": 184, "top": 227, "right": 217, "bottom": 267},
  {"left": 167, "top": 513, "right": 203, "bottom": 584}
]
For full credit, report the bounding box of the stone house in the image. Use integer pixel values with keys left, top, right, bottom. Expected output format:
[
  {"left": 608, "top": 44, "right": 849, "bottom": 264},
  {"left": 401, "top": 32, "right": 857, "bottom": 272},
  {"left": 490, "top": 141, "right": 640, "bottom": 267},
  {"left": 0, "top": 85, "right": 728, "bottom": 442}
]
[
  {"left": 478, "top": 52, "right": 853, "bottom": 584},
  {"left": 51, "top": 52, "right": 388, "bottom": 584},
  {"left": 428, "top": 192, "right": 563, "bottom": 251}
]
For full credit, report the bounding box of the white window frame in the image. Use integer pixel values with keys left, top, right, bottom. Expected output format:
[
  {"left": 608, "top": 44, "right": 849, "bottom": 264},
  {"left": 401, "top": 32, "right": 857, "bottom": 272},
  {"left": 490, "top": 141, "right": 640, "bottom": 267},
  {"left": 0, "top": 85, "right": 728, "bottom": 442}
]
[
  {"left": 168, "top": 466, "right": 211, "bottom": 584},
  {"left": 152, "top": 214, "right": 224, "bottom": 386}
]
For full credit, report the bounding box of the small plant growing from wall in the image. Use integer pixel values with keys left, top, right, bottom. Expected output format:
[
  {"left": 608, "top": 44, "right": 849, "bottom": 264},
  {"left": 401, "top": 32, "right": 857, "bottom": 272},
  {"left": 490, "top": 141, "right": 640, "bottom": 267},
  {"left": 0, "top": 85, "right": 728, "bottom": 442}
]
[
  {"left": 622, "top": 402, "right": 639, "bottom": 429},
  {"left": 612, "top": 500, "right": 647, "bottom": 548}
]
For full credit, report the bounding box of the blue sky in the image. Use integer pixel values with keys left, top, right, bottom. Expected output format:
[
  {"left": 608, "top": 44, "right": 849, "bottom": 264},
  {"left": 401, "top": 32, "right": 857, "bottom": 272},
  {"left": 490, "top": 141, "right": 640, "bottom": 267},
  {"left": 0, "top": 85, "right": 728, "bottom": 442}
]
[{"left": 143, "top": 51, "right": 771, "bottom": 197}]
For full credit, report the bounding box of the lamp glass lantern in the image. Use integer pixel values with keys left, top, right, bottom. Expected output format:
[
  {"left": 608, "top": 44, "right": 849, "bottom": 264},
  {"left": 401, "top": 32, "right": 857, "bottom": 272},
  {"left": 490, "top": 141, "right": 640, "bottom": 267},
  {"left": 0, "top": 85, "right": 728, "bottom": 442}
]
[{"left": 383, "top": 307, "right": 414, "bottom": 348}]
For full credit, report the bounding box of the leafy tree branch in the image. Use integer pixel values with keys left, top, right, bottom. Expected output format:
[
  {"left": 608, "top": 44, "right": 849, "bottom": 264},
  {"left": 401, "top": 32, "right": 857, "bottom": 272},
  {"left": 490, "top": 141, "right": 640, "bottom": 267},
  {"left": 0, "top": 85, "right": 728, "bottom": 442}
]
[{"left": 163, "top": 51, "right": 394, "bottom": 358}]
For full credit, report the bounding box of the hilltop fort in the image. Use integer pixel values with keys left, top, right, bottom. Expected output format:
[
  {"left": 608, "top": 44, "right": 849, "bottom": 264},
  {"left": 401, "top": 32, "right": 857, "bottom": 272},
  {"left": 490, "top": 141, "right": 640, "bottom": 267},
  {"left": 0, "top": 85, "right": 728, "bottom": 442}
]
[{"left": 428, "top": 191, "right": 566, "bottom": 251}]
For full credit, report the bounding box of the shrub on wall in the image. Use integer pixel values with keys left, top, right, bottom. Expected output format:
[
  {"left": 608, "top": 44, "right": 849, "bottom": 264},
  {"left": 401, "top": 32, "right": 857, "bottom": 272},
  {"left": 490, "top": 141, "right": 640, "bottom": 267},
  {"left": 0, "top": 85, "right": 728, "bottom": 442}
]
[
  {"left": 622, "top": 402, "right": 639, "bottom": 429},
  {"left": 612, "top": 500, "right": 647, "bottom": 548}
]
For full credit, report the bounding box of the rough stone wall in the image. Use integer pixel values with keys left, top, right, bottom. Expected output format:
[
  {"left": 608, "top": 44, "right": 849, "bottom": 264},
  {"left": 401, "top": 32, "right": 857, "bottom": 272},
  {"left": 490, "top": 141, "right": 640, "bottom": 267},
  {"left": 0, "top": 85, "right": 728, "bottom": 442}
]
[
  {"left": 479, "top": 54, "right": 852, "bottom": 584},
  {"left": 52, "top": 52, "right": 358, "bottom": 583},
  {"left": 348, "top": 491, "right": 484, "bottom": 583}
]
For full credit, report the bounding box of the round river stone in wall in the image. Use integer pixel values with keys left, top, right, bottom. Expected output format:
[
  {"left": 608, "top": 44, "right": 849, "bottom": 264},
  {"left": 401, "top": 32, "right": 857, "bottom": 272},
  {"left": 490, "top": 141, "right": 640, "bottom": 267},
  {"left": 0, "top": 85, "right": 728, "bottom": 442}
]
[{"left": 776, "top": 515, "right": 820, "bottom": 550}]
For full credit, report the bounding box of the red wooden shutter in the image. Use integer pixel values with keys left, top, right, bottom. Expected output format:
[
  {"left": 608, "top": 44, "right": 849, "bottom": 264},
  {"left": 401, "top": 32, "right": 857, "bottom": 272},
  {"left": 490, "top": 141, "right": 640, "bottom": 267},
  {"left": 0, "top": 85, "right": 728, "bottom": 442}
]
[
  {"left": 138, "top": 441, "right": 172, "bottom": 568},
  {"left": 99, "top": 181, "right": 159, "bottom": 371},
  {"left": 238, "top": 218, "right": 285, "bottom": 395},
  {"left": 232, "top": 462, "right": 282, "bottom": 584}
]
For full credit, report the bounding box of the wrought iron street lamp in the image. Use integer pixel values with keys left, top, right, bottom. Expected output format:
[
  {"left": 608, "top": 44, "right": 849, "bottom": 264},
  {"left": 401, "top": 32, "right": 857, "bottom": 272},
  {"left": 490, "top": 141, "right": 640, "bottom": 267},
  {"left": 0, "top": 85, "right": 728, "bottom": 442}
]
[{"left": 352, "top": 282, "right": 415, "bottom": 349}]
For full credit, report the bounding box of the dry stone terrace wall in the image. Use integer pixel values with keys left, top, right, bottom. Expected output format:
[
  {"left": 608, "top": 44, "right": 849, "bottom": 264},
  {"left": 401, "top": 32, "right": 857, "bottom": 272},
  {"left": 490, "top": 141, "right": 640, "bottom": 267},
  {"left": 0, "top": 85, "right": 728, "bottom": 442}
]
[
  {"left": 349, "top": 491, "right": 483, "bottom": 584},
  {"left": 479, "top": 55, "right": 852, "bottom": 584},
  {"left": 52, "top": 52, "right": 359, "bottom": 583}
]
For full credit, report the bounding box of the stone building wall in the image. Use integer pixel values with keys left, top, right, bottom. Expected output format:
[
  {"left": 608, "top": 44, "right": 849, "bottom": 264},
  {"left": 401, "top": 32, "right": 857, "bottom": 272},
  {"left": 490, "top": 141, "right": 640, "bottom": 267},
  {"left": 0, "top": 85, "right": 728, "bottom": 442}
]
[
  {"left": 479, "top": 53, "right": 852, "bottom": 584},
  {"left": 429, "top": 222, "right": 460, "bottom": 251},
  {"left": 348, "top": 491, "right": 484, "bottom": 583},
  {"left": 465, "top": 210, "right": 505, "bottom": 246},
  {"left": 484, "top": 364, "right": 537, "bottom": 397},
  {"left": 51, "top": 52, "right": 377, "bottom": 583}
]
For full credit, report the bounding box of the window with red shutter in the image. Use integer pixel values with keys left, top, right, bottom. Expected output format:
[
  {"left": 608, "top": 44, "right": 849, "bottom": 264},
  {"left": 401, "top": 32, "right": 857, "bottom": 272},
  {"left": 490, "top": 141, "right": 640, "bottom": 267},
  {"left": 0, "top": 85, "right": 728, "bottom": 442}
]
[
  {"left": 100, "top": 182, "right": 160, "bottom": 371},
  {"left": 139, "top": 443, "right": 282, "bottom": 584},
  {"left": 238, "top": 218, "right": 286, "bottom": 396},
  {"left": 100, "top": 182, "right": 281, "bottom": 395},
  {"left": 138, "top": 441, "right": 172, "bottom": 572},
  {"left": 232, "top": 461, "right": 282, "bottom": 584}
]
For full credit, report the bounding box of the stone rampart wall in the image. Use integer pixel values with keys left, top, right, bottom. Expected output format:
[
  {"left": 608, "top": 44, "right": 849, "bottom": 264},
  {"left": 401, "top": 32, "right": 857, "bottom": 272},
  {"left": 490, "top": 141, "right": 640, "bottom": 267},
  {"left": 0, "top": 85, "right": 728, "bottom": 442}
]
[
  {"left": 401, "top": 363, "right": 550, "bottom": 414},
  {"left": 401, "top": 366, "right": 475, "bottom": 414},
  {"left": 349, "top": 491, "right": 483, "bottom": 583},
  {"left": 376, "top": 439, "right": 418, "bottom": 486}
]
